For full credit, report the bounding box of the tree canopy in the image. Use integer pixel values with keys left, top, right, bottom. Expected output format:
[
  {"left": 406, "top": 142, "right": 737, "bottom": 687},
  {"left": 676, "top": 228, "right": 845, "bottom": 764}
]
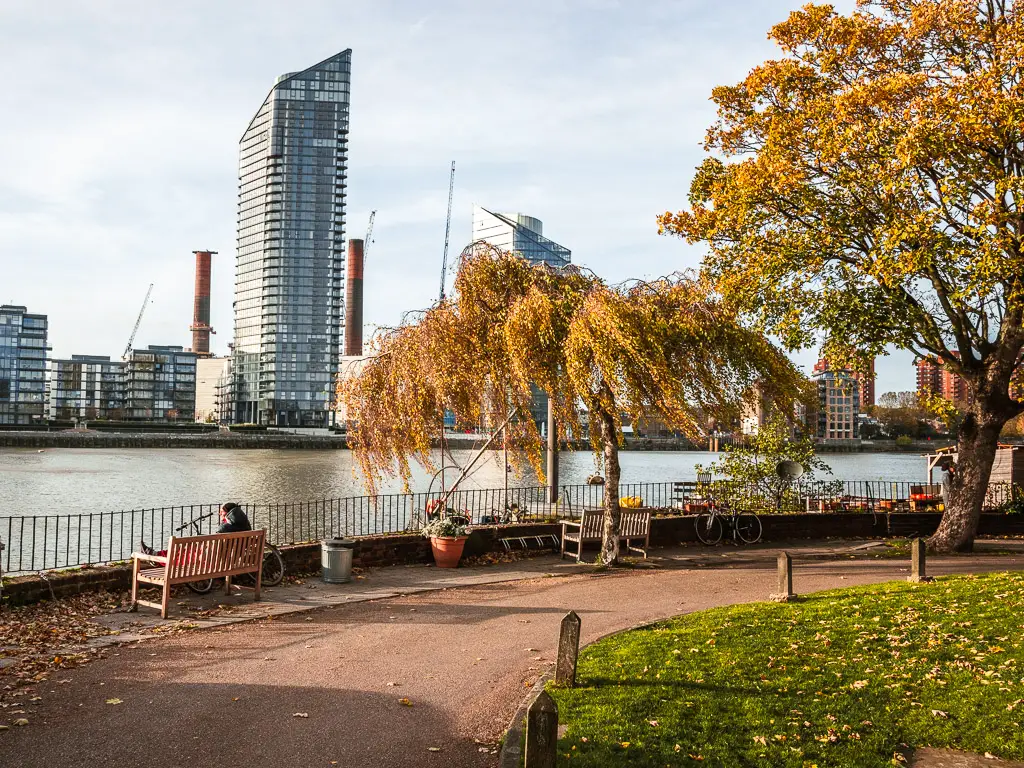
[
  {"left": 659, "top": 0, "right": 1024, "bottom": 551},
  {"left": 340, "top": 247, "right": 807, "bottom": 563}
]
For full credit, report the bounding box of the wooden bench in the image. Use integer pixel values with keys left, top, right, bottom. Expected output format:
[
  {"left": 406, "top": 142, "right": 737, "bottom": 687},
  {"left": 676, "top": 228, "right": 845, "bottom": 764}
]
[
  {"left": 130, "top": 530, "right": 266, "bottom": 618},
  {"left": 560, "top": 510, "right": 651, "bottom": 563}
]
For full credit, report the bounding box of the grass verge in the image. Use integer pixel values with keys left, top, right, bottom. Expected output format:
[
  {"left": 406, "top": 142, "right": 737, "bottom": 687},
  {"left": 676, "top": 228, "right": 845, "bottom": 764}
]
[{"left": 549, "top": 572, "right": 1024, "bottom": 766}]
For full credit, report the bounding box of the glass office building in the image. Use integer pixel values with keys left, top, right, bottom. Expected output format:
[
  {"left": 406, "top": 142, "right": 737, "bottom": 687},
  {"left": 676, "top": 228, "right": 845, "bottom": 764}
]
[
  {"left": 470, "top": 207, "right": 572, "bottom": 432},
  {"left": 470, "top": 206, "right": 571, "bottom": 269},
  {"left": 232, "top": 50, "right": 351, "bottom": 426},
  {"left": 0, "top": 305, "right": 48, "bottom": 425}
]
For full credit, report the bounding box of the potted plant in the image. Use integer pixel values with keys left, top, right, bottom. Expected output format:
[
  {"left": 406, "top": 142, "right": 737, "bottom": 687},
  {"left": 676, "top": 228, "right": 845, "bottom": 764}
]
[{"left": 422, "top": 515, "right": 469, "bottom": 568}]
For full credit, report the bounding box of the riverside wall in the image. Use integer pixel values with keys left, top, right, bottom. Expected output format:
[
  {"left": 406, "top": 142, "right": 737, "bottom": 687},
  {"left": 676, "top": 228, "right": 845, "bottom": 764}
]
[
  {"left": 0, "top": 429, "right": 973, "bottom": 453},
  {"left": 5, "top": 513, "right": 1024, "bottom": 606}
]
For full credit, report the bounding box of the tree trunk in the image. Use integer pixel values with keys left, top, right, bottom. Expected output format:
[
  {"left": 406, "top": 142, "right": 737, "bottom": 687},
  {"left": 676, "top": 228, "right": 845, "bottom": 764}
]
[
  {"left": 928, "top": 405, "right": 1009, "bottom": 553},
  {"left": 597, "top": 406, "right": 622, "bottom": 566}
]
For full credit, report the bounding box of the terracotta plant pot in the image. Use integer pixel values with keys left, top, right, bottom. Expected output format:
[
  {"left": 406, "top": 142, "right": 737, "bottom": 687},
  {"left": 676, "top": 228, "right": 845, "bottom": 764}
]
[{"left": 430, "top": 536, "right": 468, "bottom": 568}]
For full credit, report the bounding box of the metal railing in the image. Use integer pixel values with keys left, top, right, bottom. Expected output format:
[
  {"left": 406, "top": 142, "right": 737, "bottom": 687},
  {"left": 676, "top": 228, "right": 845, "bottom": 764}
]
[{"left": 1, "top": 479, "right": 1020, "bottom": 575}]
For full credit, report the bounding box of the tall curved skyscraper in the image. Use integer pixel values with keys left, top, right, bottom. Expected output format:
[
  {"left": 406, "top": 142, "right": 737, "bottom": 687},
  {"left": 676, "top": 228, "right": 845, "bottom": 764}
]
[{"left": 231, "top": 50, "right": 351, "bottom": 426}]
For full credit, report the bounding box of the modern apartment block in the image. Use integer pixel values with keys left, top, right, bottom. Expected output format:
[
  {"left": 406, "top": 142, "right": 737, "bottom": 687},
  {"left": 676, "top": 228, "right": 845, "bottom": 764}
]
[
  {"left": 811, "top": 359, "right": 864, "bottom": 440},
  {"left": 49, "top": 355, "right": 125, "bottom": 420},
  {"left": 0, "top": 305, "right": 48, "bottom": 425},
  {"left": 231, "top": 50, "right": 352, "bottom": 427},
  {"left": 915, "top": 354, "right": 974, "bottom": 408},
  {"left": 125, "top": 345, "right": 197, "bottom": 422},
  {"left": 469, "top": 207, "right": 572, "bottom": 432}
]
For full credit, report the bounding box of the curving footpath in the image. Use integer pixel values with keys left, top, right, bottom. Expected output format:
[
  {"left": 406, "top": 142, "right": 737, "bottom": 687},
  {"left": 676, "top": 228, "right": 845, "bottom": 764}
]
[{"left": 3, "top": 545, "right": 1022, "bottom": 768}]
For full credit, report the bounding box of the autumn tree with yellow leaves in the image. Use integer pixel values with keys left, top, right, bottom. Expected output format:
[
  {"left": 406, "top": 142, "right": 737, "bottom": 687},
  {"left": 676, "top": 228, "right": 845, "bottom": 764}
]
[
  {"left": 340, "top": 247, "right": 805, "bottom": 565},
  {"left": 661, "top": 0, "right": 1024, "bottom": 552}
]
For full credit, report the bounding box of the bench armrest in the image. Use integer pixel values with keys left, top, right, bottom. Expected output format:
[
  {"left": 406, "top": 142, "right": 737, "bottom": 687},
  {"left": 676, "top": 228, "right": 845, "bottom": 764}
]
[
  {"left": 132, "top": 552, "right": 168, "bottom": 565},
  {"left": 561, "top": 521, "right": 581, "bottom": 531}
]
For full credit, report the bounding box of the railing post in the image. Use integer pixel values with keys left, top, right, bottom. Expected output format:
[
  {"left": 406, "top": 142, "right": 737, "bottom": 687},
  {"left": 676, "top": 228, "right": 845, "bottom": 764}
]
[
  {"left": 525, "top": 690, "right": 558, "bottom": 768},
  {"left": 770, "top": 551, "right": 796, "bottom": 602},
  {"left": 908, "top": 537, "right": 932, "bottom": 582},
  {"left": 555, "top": 610, "right": 582, "bottom": 687}
]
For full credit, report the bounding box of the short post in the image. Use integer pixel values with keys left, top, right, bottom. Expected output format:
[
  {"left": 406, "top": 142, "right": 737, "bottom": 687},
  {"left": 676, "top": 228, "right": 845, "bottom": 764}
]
[
  {"left": 525, "top": 690, "right": 558, "bottom": 768},
  {"left": 770, "top": 551, "right": 795, "bottom": 602},
  {"left": 908, "top": 537, "right": 932, "bottom": 582},
  {"left": 555, "top": 610, "right": 582, "bottom": 687}
]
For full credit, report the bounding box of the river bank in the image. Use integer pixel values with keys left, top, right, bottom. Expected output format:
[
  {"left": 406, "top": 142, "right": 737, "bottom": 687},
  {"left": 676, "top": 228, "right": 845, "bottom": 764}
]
[{"left": 0, "top": 429, "right": 952, "bottom": 453}]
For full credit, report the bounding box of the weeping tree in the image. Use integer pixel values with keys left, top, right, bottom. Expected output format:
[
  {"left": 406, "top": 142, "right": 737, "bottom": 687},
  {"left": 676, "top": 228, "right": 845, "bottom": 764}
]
[
  {"left": 340, "top": 247, "right": 806, "bottom": 565},
  {"left": 660, "top": 0, "right": 1024, "bottom": 552}
]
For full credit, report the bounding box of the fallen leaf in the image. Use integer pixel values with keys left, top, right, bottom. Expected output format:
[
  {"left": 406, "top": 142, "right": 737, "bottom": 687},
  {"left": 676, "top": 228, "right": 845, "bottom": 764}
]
[
  {"left": 931, "top": 710, "right": 948, "bottom": 719},
  {"left": 398, "top": 698, "right": 413, "bottom": 707},
  {"left": 292, "top": 713, "right": 309, "bottom": 718},
  {"left": 427, "top": 747, "right": 441, "bottom": 752},
  {"left": 649, "top": 720, "right": 659, "bottom": 727},
  {"left": 105, "top": 698, "right": 123, "bottom": 705},
  {"left": 13, "top": 719, "right": 28, "bottom": 727}
]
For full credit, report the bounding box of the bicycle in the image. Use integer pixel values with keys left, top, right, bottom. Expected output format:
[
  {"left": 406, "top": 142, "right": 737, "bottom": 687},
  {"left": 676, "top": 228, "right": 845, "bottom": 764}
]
[
  {"left": 693, "top": 498, "right": 762, "bottom": 545},
  {"left": 479, "top": 502, "right": 521, "bottom": 525},
  {"left": 144, "top": 513, "right": 285, "bottom": 594}
]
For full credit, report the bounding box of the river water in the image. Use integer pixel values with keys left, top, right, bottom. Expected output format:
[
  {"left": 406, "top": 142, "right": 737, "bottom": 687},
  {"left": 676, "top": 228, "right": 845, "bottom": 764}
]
[{"left": 0, "top": 447, "right": 932, "bottom": 518}]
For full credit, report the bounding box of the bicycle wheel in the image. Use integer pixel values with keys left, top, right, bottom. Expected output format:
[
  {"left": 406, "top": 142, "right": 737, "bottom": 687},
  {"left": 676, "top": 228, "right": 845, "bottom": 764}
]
[
  {"left": 243, "top": 545, "right": 285, "bottom": 587},
  {"left": 187, "top": 579, "right": 215, "bottom": 594},
  {"left": 695, "top": 513, "right": 723, "bottom": 545},
  {"left": 734, "top": 513, "right": 762, "bottom": 544}
]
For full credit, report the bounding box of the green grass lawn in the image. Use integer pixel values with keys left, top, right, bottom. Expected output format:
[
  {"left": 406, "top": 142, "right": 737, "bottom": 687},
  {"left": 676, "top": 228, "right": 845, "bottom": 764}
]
[{"left": 549, "top": 572, "right": 1024, "bottom": 766}]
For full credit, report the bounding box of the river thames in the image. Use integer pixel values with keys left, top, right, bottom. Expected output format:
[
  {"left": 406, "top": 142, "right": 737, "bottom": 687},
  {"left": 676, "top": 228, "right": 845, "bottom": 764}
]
[{"left": 0, "top": 447, "right": 932, "bottom": 518}]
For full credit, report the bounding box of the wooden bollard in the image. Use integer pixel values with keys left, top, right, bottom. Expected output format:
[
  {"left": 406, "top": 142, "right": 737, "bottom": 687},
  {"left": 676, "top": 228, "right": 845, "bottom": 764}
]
[
  {"left": 555, "top": 610, "right": 582, "bottom": 687},
  {"left": 770, "top": 552, "right": 795, "bottom": 602},
  {"left": 525, "top": 690, "right": 558, "bottom": 768},
  {"left": 908, "top": 538, "right": 932, "bottom": 582}
]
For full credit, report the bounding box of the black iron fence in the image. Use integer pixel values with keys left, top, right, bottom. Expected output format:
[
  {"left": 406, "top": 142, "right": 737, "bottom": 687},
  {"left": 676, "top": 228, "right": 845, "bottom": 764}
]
[{"left": 1, "top": 479, "right": 1021, "bottom": 575}]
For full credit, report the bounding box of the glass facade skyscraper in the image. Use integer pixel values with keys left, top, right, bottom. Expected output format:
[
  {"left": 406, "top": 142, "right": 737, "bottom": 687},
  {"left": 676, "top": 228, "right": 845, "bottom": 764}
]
[
  {"left": 232, "top": 50, "right": 351, "bottom": 426},
  {"left": 0, "top": 305, "right": 48, "bottom": 425}
]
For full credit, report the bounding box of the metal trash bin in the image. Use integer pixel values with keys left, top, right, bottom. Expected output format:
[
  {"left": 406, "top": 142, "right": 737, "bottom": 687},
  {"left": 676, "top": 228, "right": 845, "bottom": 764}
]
[{"left": 321, "top": 538, "right": 355, "bottom": 584}]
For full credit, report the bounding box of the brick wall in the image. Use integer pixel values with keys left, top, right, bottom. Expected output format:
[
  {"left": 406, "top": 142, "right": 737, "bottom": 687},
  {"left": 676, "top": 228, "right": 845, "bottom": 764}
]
[{"left": 5, "top": 514, "right": 1024, "bottom": 607}]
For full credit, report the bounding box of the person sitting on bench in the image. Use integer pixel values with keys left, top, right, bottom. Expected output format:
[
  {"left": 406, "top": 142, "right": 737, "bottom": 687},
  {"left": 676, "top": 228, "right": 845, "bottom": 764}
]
[{"left": 140, "top": 502, "right": 251, "bottom": 555}]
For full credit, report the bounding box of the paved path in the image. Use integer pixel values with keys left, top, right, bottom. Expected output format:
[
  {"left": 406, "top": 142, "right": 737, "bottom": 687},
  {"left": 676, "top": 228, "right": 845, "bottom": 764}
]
[{"left": 3, "top": 545, "right": 1022, "bottom": 768}]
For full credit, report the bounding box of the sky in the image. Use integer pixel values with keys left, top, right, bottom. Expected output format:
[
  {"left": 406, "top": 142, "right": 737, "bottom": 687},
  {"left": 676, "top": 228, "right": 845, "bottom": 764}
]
[{"left": 0, "top": 0, "right": 916, "bottom": 396}]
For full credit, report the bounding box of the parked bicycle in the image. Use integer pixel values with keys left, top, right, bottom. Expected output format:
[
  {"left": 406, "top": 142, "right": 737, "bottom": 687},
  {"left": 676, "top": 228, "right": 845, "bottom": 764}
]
[
  {"left": 694, "top": 498, "right": 762, "bottom": 545},
  {"left": 164, "top": 513, "right": 285, "bottom": 594},
  {"left": 480, "top": 502, "right": 521, "bottom": 525}
]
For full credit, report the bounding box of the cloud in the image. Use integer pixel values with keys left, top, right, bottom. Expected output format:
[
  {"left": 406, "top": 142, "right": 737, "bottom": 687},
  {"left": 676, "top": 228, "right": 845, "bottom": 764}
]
[{"left": 1, "top": 0, "right": 910, "bottom": 392}]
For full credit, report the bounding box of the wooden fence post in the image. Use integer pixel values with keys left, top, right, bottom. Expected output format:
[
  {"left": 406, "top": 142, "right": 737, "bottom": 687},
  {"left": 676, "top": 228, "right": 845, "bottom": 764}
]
[
  {"left": 769, "top": 551, "right": 795, "bottom": 602},
  {"left": 908, "top": 538, "right": 932, "bottom": 582},
  {"left": 555, "top": 610, "right": 582, "bottom": 687},
  {"left": 525, "top": 690, "right": 558, "bottom": 768}
]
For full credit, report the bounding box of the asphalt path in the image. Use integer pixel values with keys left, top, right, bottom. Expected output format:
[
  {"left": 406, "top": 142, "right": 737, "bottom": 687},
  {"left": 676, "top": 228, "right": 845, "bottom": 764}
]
[{"left": 4, "top": 553, "right": 1021, "bottom": 768}]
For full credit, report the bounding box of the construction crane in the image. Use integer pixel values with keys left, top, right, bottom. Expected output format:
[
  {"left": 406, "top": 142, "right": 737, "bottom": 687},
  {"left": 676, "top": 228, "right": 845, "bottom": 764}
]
[
  {"left": 123, "top": 283, "right": 154, "bottom": 360},
  {"left": 439, "top": 161, "right": 455, "bottom": 301},
  {"left": 363, "top": 210, "right": 376, "bottom": 262}
]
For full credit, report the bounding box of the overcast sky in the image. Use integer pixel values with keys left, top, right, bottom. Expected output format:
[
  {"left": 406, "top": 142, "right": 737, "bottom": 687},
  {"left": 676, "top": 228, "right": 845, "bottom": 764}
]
[{"left": 0, "top": 0, "right": 915, "bottom": 395}]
